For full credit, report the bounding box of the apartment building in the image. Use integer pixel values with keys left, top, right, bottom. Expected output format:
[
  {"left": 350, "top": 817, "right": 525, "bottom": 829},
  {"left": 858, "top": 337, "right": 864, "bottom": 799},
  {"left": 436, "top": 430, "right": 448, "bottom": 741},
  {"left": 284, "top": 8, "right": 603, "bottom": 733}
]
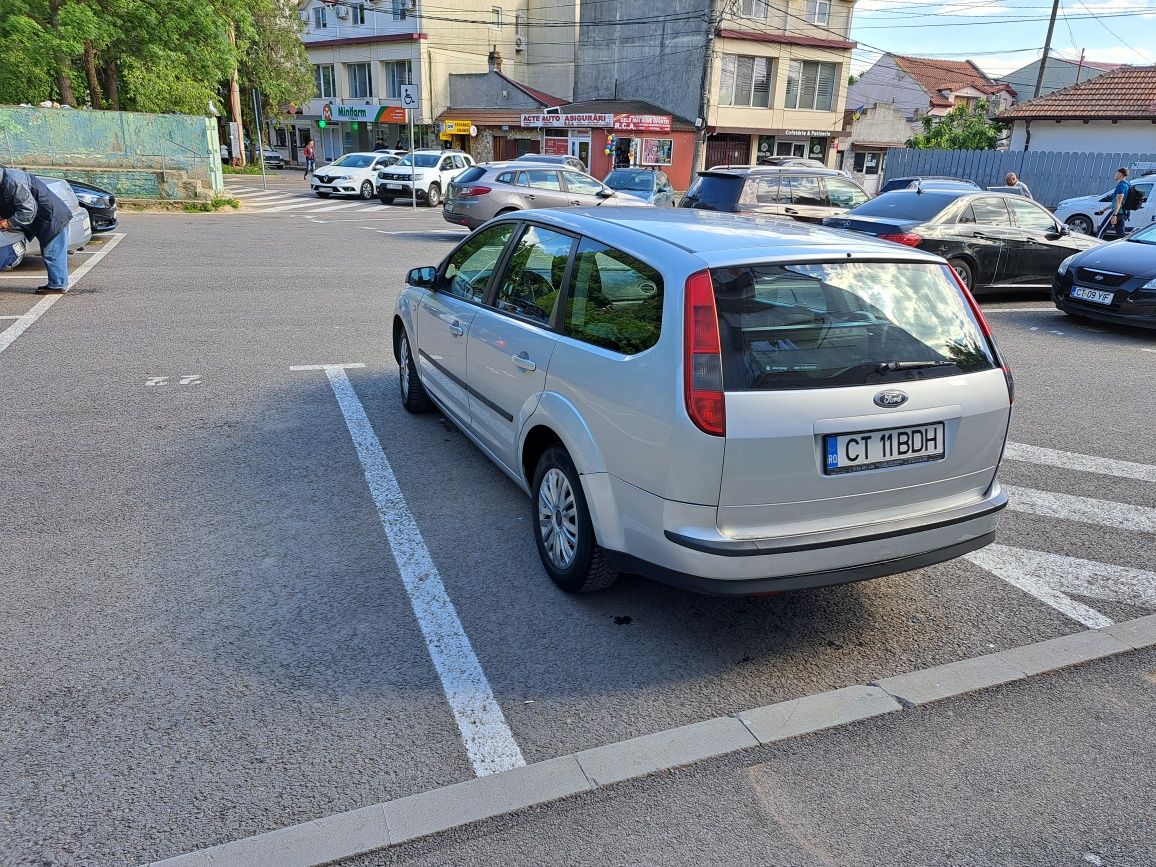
[
  {"left": 286, "top": 0, "right": 577, "bottom": 161},
  {"left": 575, "top": 0, "right": 856, "bottom": 168}
]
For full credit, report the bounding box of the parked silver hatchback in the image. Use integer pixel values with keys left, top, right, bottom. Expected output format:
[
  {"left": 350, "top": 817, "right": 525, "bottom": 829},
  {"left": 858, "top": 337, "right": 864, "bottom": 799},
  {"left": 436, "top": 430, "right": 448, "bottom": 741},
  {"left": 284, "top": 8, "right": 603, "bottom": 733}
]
[
  {"left": 442, "top": 162, "right": 649, "bottom": 230},
  {"left": 394, "top": 209, "right": 1013, "bottom": 595}
]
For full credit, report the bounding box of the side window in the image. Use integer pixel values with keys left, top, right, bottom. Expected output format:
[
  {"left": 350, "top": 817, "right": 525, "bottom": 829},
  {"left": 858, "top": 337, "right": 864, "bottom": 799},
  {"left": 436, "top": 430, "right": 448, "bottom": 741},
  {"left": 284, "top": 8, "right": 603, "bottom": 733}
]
[
  {"left": 496, "top": 171, "right": 515, "bottom": 184},
  {"left": 1133, "top": 182, "right": 1153, "bottom": 206},
  {"left": 957, "top": 205, "right": 977, "bottom": 224},
  {"left": 492, "top": 226, "right": 574, "bottom": 325},
  {"left": 438, "top": 157, "right": 453, "bottom": 171},
  {"left": 526, "top": 170, "right": 562, "bottom": 191},
  {"left": 452, "top": 155, "right": 467, "bottom": 169},
  {"left": 656, "top": 172, "right": 670, "bottom": 189},
  {"left": 1008, "top": 198, "right": 1057, "bottom": 232},
  {"left": 752, "top": 177, "right": 788, "bottom": 204},
  {"left": 787, "top": 175, "right": 824, "bottom": 206},
  {"left": 824, "top": 177, "right": 869, "bottom": 209},
  {"left": 969, "top": 197, "right": 1013, "bottom": 226},
  {"left": 565, "top": 239, "right": 663, "bottom": 355},
  {"left": 441, "top": 223, "right": 517, "bottom": 303},
  {"left": 562, "top": 172, "right": 604, "bottom": 196}
]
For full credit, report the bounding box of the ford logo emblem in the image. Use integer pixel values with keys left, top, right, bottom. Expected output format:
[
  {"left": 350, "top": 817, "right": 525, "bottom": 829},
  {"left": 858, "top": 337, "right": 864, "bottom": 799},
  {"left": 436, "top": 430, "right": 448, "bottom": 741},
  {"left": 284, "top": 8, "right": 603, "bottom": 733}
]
[{"left": 874, "top": 390, "right": 909, "bottom": 408}]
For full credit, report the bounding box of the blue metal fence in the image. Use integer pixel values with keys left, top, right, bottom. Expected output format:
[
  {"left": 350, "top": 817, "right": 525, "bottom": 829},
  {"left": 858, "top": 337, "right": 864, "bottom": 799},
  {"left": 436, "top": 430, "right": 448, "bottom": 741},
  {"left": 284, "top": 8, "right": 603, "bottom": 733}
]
[{"left": 883, "top": 150, "right": 1156, "bottom": 208}]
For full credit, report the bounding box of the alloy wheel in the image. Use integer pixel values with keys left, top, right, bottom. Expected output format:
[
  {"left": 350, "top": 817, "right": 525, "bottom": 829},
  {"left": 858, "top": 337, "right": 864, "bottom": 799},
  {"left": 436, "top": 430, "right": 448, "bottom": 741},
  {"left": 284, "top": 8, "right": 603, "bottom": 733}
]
[{"left": 537, "top": 468, "right": 578, "bottom": 569}]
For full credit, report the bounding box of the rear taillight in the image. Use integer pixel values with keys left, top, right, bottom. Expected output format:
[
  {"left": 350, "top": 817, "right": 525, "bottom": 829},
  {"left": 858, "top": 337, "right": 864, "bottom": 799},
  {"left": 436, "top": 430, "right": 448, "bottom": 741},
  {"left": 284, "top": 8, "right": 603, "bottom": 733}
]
[
  {"left": 683, "top": 269, "right": 725, "bottom": 436},
  {"left": 878, "top": 232, "right": 924, "bottom": 247},
  {"left": 945, "top": 264, "right": 1014, "bottom": 404},
  {"left": 458, "top": 185, "right": 491, "bottom": 197}
]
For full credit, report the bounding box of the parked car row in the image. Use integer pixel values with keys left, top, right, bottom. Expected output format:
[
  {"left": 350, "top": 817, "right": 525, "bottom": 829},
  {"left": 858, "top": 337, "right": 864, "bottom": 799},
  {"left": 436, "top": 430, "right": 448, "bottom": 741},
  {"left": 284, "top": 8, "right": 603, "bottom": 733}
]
[{"left": 1, "top": 173, "right": 120, "bottom": 274}]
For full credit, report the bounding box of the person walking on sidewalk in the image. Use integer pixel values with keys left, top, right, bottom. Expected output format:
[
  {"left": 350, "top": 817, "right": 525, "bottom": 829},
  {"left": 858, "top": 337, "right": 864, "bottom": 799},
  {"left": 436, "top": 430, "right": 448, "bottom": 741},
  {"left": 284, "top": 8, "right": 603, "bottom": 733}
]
[
  {"left": 302, "top": 140, "right": 316, "bottom": 178},
  {"left": 0, "top": 166, "right": 71, "bottom": 293},
  {"left": 1096, "top": 167, "right": 1131, "bottom": 240}
]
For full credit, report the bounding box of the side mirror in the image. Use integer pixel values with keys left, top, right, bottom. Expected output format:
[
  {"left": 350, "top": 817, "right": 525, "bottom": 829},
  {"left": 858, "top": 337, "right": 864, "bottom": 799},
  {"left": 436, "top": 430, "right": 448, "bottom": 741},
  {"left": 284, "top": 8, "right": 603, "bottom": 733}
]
[
  {"left": 596, "top": 188, "right": 616, "bottom": 199},
  {"left": 407, "top": 266, "right": 437, "bottom": 289},
  {"left": 1058, "top": 225, "right": 1070, "bottom": 236}
]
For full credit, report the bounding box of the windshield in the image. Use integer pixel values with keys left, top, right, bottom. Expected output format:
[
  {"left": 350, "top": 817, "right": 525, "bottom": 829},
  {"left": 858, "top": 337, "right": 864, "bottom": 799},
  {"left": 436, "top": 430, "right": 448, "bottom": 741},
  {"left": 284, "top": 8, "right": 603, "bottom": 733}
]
[
  {"left": 332, "top": 154, "right": 375, "bottom": 168},
  {"left": 709, "top": 261, "right": 996, "bottom": 391},
  {"left": 1129, "top": 223, "right": 1156, "bottom": 245},
  {"left": 605, "top": 171, "right": 654, "bottom": 192},
  {"left": 396, "top": 154, "right": 442, "bottom": 168},
  {"left": 846, "top": 192, "right": 958, "bottom": 221}
]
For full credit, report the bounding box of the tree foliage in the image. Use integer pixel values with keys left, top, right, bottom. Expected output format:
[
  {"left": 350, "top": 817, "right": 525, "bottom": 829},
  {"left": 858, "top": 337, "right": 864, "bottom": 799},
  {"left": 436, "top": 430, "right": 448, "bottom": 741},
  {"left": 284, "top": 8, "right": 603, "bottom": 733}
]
[
  {"left": 906, "top": 101, "right": 1005, "bottom": 151},
  {"left": 0, "top": 0, "right": 312, "bottom": 118}
]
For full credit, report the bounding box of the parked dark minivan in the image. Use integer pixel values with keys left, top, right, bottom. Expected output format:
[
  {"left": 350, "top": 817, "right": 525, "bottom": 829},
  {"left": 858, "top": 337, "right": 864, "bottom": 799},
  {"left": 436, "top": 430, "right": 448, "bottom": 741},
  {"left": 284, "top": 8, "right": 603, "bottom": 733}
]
[{"left": 680, "top": 167, "right": 870, "bottom": 222}]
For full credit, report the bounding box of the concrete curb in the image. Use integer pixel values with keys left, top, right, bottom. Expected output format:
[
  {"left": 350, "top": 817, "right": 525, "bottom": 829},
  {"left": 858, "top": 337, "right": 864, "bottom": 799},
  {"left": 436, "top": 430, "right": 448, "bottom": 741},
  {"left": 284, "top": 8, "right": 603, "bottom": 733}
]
[{"left": 144, "top": 615, "right": 1156, "bottom": 867}]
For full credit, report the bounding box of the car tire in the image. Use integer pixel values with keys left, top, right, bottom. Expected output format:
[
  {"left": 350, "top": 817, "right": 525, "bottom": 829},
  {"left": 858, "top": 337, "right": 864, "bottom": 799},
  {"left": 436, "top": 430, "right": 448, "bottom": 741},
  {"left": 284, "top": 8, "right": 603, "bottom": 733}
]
[
  {"left": 531, "top": 446, "right": 619, "bottom": 594},
  {"left": 379, "top": 195, "right": 395, "bottom": 205},
  {"left": 315, "top": 191, "right": 330, "bottom": 199},
  {"left": 948, "top": 258, "right": 975, "bottom": 292},
  {"left": 359, "top": 181, "right": 374, "bottom": 200},
  {"left": 425, "top": 183, "right": 441, "bottom": 208},
  {"left": 398, "top": 331, "right": 434, "bottom": 414},
  {"left": 1066, "top": 214, "right": 1094, "bottom": 235}
]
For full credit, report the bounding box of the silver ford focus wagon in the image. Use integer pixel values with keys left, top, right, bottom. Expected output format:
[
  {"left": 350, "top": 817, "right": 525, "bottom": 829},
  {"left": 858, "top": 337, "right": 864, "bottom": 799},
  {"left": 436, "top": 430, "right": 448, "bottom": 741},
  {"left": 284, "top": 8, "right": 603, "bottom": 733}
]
[{"left": 393, "top": 209, "right": 1013, "bottom": 595}]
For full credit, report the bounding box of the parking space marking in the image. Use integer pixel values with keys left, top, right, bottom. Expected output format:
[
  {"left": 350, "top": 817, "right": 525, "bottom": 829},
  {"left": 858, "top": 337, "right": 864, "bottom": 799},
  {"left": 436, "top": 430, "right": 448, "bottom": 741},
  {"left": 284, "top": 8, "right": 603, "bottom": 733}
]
[
  {"left": 1004, "top": 442, "right": 1156, "bottom": 482},
  {"left": 0, "top": 232, "right": 123, "bottom": 358},
  {"left": 302, "top": 202, "right": 365, "bottom": 213},
  {"left": 292, "top": 362, "right": 525, "bottom": 777},
  {"left": 1006, "top": 485, "right": 1156, "bottom": 534},
  {"left": 982, "top": 307, "right": 1059, "bottom": 313}
]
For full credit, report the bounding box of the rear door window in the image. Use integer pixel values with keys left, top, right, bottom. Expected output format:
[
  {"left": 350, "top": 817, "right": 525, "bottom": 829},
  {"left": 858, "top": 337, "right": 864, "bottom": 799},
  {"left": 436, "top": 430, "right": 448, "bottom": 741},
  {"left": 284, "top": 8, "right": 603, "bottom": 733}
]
[
  {"left": 709, "top": 261, "right": 996, "bottom": 391},
  {"left": 969, "top": 197, "right": 1013, "bottom": 226},
  {"left": 491, "top": 225, "right": 574, "bottom": 325},
  {"left": 563, "top": 239, "right": 663, "bottom": 354},
  {"left": 786, "top": 175, "right": 823, "bottom": 206}
]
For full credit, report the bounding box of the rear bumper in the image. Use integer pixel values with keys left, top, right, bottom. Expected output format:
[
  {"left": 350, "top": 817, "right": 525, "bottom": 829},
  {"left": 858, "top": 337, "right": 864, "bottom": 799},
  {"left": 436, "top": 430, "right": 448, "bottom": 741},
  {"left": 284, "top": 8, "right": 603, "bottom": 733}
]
[
  {"left": 442, "top": 206, "right": 484, "bottom": 229},
  {"left": 583, "top": 472, "right": 1006, "bottom": 595}
]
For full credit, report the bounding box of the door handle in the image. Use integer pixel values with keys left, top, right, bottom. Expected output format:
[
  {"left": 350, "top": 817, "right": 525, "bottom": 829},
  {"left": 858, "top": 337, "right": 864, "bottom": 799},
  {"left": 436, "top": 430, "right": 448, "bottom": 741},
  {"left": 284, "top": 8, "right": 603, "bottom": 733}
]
[
  {"left": 570, "top": 200, "right": 582, "bottom": 206},
  {"left": 512, "top": 351, "right": 536, "bottom": 372},
  {"left": 972, "top": 232, "right": 992, "bottom": 240},
  {"left": 784, "top": 207, "right": 799, "bottom": 215},
  {"left": 448, "top": 321, "right": 465, "bottom": 337}
]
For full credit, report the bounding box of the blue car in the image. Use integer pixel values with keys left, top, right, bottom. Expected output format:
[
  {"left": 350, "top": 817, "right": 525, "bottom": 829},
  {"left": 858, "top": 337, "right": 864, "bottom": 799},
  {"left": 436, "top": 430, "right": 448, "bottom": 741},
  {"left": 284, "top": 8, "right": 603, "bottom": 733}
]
[
  {"left": 1053, "top": 220, "right": 1156, "bottom": 330},
  {"left": 603, "top": 168, "right": 677, "bottom": 207}
]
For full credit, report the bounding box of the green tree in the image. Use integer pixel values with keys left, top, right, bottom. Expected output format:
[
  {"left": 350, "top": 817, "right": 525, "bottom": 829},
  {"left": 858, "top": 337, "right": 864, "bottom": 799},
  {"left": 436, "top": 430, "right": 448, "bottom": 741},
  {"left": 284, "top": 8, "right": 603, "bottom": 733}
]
[{"left": 906, "top": 101, "right": 1005, "bottom": 151}]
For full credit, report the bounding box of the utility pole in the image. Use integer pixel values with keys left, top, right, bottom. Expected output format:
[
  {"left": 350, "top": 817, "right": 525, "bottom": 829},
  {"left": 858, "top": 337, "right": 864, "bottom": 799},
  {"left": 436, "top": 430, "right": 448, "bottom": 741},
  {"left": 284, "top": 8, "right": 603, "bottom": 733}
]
[
  {"left": 1032, "top": 0, "right": 1062, "bottom": 99},
  {"left": 692, "top": 0, "right": 722, "bottom": 173},
  {"left": 228, "top": 23, "right": 246, "bottom": 167},
  {"left": 1074, "top": 48, "right": 1086, "bottom": 84}
]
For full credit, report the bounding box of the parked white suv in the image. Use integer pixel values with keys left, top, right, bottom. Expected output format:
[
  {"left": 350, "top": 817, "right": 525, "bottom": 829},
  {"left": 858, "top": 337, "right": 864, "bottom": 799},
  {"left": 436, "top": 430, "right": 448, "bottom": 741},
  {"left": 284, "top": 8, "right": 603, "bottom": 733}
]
[
  {"left": 393, "top": 209, "right": 1013, "bottom": 595},
  {"left": 1054, "top": 174, "right": 1155, "bottom": 235},
  {"left": 377, "top": 150, "right": 475, "bottom": 207}
]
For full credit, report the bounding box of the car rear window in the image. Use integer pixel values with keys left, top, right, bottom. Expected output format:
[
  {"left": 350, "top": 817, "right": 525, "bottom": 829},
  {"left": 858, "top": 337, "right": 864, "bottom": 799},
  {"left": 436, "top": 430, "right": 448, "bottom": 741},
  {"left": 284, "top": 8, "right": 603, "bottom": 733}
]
[
  {"left": 709, "top": 262, "right": 996, "bottom": 391},
  {"left": 680, "top": 174, "right": 744, "bottom": 211},
  {"left": 846, "top": 192, "right": 958, "bottom": 221},
  {"left": 455, "top": 166, "right": 486, "bottom": 184}
]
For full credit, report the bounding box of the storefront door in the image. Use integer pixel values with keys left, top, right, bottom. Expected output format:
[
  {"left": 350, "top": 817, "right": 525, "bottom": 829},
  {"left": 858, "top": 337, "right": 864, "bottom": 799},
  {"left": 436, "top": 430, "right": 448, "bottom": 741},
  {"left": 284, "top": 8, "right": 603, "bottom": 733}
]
[
  {"left": 569, "top": 135, "right": 590, "bottom": 170},
  {"left": 776, "top": 141, "right": 807, "bottom": 157}
]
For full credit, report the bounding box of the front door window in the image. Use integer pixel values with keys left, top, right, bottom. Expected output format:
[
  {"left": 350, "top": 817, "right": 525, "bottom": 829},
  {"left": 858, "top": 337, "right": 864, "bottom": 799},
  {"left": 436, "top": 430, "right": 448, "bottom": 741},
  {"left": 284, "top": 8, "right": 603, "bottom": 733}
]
[
  {"left": 492, "top": 226, "right": 574, "bottom": 325},
  {"left": 442, "top": 223, "right": 517, "bottom": 302}
]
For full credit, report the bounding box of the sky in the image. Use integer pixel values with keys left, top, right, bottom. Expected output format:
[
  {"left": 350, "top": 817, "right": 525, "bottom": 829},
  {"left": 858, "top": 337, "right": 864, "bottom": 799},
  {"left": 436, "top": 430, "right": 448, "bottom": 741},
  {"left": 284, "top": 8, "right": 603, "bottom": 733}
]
[{"left": 847, "top": 0, "right": 1156, "bottom": 79}]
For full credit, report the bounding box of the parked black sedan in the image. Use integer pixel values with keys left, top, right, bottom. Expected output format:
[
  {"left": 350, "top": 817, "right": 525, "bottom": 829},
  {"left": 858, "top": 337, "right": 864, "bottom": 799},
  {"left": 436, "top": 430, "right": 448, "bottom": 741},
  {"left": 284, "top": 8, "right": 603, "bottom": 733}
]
[
  {"left": 822, "top": 189, "right": 1099, "bottom": 292},
  {"left": 68, "top": 179, "right": 118, "bottom": 233},
  {"left": 1053, "top": 221, "right": 1156, "bottom": 330}
]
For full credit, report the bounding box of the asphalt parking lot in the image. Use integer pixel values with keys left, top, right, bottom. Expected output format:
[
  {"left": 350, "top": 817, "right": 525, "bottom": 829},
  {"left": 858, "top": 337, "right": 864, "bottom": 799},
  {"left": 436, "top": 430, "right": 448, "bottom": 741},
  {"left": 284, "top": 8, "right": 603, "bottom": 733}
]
[{"left": 2, "top": 187, "right": 1154, "bottom": 866}]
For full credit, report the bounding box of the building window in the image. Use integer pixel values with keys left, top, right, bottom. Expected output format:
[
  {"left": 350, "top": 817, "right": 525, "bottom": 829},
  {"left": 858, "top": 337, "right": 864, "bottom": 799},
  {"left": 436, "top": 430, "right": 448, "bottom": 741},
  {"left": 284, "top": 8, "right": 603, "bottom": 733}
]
[
  {"left": 351, "top": 3, "right": 366, "bottom": 25},
  {"left": 312, "top": 6, "right": 327, "bottom": 28},
  {"left": 347, "top": 62, "right": 373, "bottom": 99},
  {"left": 383, "top": 61, "right": 413, "bottom": 99},
  {"left": 491, "top": 6, "right": 502, "bottom": 29},
  {"left": 391, "top": 0, "right": 407, "bottom": 20},
  {"left": 740, "top": 0, "right": 770, "bottom": 17},
  {"left": 805, "top": 0, "right": 831, "bottom": 25},
  {"left": 719, "top": 54, "right": 773, "bottom": 108},
  {"left": 785, "top": 60, "right": 837, "bottom": 111},
  {"left": 313, "top": 64, "right": 335, "bottom": 99}
]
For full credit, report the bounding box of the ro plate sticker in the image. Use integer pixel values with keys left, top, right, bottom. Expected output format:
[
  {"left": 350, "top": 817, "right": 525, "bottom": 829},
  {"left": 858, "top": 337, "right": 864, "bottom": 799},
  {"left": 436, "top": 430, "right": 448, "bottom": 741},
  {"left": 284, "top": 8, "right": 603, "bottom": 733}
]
[{"left": 826, "top": 436, "right": 839, "bottom": 470}]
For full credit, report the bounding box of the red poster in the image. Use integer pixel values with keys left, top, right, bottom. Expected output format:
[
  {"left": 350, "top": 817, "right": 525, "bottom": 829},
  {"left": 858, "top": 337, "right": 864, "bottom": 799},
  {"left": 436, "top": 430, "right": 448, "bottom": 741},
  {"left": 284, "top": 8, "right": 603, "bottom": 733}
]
[{"left": 543, "top": 138, "right": 569, "bottom": 155}]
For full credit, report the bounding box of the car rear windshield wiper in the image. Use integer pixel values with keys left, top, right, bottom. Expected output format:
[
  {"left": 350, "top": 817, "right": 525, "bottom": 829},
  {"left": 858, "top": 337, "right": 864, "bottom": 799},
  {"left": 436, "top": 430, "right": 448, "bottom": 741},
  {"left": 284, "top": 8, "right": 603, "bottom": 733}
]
[{"left": 876, "top": 360, "right": 956, "bottom": 373}]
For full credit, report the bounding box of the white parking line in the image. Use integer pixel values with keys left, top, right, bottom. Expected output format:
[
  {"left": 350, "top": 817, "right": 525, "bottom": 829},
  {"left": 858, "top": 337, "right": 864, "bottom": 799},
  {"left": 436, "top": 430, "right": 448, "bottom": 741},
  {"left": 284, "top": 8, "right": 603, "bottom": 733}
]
[
  {"left": 301, "top": 202, "right": 365, "bottom": 213},
  {"left": 1004, "top": 442, "right": 1156, "bottom": 482},
  {"left": 982, "top": 307, "right": 1059, "bottom": 313},
  {"left": 0, "top": 232, "right": 123, "bottom": 357},
  {"left": 293, "top": 362, "right": 526, "bottom": 777},
  {"left": 1006, "top": 485, "right": 1156, "bottom": 534},
  {"left": 255, "top": 200, "right": 340, "bottom": 213}
]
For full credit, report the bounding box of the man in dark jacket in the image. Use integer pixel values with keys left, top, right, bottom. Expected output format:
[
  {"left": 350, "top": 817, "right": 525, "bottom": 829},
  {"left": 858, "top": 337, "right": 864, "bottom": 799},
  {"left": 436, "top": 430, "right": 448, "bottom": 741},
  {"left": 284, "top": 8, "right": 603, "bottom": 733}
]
[{"left": 0, "top": 166, "right": 72, "bottom": 292}]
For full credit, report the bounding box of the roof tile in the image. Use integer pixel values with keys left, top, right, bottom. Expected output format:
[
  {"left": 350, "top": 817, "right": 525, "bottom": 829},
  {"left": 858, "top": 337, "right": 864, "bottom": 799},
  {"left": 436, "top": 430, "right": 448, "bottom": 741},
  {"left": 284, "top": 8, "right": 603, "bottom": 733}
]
[{"left": 998, "top": 65, "right": 1156, "bottom": 119}]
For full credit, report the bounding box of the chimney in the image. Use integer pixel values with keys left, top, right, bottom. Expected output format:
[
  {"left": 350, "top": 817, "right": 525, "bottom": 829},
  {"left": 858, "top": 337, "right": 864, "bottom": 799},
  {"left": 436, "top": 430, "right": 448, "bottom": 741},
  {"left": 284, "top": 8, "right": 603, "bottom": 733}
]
[{"left": 488, "top": 45, "right": 503, "bottom": 73}]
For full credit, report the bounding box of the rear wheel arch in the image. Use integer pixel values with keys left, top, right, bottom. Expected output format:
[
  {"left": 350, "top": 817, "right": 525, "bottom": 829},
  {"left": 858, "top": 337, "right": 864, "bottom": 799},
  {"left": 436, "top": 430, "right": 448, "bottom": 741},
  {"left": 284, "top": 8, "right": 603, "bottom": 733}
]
[
  {"left": 496, "top": 206, "right": 520, "bottom": 216},
  {"left": 521, "top": 425, "right": 563, "bottom": 490}
]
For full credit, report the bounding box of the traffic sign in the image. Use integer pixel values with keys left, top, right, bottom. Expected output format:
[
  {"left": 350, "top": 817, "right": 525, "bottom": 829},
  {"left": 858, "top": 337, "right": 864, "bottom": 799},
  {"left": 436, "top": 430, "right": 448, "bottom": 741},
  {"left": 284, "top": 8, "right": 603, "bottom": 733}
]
[{"left": 400, "top": 84, "right": 419, "bottom": 111}]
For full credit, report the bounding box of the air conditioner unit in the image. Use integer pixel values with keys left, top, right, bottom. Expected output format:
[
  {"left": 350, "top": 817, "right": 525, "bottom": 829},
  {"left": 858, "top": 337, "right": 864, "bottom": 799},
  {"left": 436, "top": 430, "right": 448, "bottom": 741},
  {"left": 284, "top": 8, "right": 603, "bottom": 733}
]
[
  {"left": 514, "top": 34, "right": 527, "bottom": 52},
  {"left": 334, "top": 4, "right": 349, "bottom": 17}
]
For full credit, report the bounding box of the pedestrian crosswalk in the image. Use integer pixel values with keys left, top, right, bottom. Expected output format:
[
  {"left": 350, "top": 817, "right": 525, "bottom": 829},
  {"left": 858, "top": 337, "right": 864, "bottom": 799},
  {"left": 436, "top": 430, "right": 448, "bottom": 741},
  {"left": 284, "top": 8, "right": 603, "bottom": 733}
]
[
  {"left": 966, "top": 441, "right": 1156, "bottom": 630},
  {"left": 223, "top": 183, "right": 430, "bottom": 217}
]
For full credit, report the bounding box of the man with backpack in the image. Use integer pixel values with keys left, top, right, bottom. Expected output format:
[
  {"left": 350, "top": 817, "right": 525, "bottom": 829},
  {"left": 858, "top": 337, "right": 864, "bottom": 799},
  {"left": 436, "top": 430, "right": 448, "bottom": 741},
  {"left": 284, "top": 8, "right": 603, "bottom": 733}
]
[{"left": 1096, "top": 167, "right": 1139, "bottom": 240}]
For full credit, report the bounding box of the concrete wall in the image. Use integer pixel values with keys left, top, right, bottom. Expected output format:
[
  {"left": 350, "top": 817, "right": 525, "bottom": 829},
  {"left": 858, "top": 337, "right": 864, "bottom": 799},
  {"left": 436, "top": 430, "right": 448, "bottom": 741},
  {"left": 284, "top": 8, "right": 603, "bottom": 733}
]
[
  {"left": 847, "top": 56, "right": 927, "bottom": 121},
  {"left": 1000, "top": 59, "right": 1110, "bottom": 102},
  {"left": 448, "top": 72, "right": 546, "bottom": 109},
  {"left": 525, "top": 0, "right": 577, "bottom": 100},
  {"left": 574, "top": 0, "right": 710, "bottom": 121},
  {"left": 0, "top": 105, "right": 222, "bottom": 199},
  {"left": 1008, "top": 120, "right": 1156, "bottom": 154}
]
